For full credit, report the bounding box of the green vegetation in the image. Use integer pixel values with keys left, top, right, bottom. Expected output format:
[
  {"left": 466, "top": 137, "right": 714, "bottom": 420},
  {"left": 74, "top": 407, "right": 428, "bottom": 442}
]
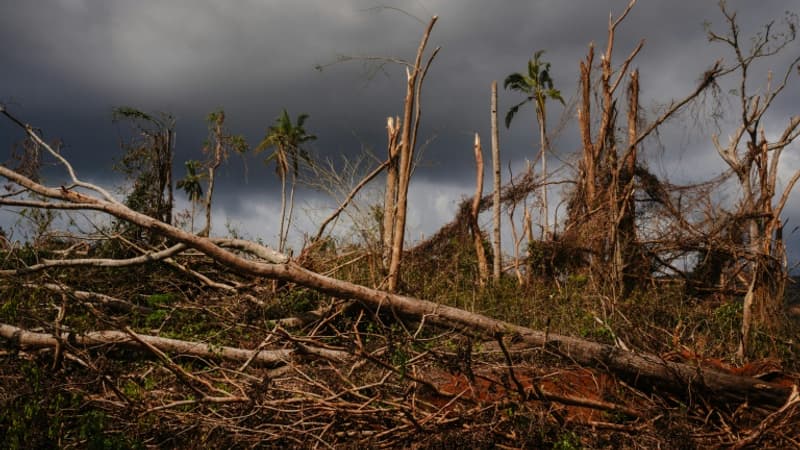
[{"left": 0, "top": 363, "right": 142, "bottom": 450}]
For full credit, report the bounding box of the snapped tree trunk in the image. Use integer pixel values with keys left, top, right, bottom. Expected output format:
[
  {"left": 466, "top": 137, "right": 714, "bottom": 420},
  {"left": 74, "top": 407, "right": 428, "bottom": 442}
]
[
  {"left": 382, "top": 116, "right": 400, "bottom": 271},
  {"left": 491, "top": 81, "right": 502, "bottom": 282},
  {"left": 616, "top": 68, "right": 640, "bottom": 295},
  {"left": 386, "top": 16, "right": 438, "bottom": 292},
  {"left": 471, "top": 133, "right": 489, "bottom": 287}
]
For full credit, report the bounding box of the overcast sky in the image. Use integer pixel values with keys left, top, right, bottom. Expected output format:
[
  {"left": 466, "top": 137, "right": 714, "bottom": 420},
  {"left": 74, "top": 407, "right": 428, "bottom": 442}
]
[{"left": 1, "top": 0, "right": 799, "bottom": 257}]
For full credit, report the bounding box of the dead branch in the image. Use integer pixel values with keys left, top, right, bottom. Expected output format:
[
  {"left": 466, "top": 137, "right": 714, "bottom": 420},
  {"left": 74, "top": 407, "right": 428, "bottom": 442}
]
[
  {"left": 0, "top": 243, "right": 188, "bottom": 275},
  {"left": 0, "top": 322, "right": 351, "bottom": 366},
  {"left": 730, "top": 385, "right": 800, "bottom": 449},
  {"left": 314, "top": 158, "right": 389, "bottom": 242},
  {"left": 23, "top": 282, "right": 152, "bottom": 314}
]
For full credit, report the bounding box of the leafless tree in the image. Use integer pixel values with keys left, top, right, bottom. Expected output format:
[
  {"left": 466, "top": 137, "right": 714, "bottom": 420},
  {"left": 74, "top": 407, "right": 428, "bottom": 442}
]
[
  {"left": 384, "top": 16, "right": 439, "bottom": 292},
  {"left": 567, "top": 0, "right": 721, "bottom": 296},
  {"left": 706, "top": 2, "right": 800, "bottom": 358}
]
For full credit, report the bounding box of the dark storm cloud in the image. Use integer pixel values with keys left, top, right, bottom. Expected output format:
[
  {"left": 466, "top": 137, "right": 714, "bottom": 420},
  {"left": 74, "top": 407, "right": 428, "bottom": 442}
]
[{"left": 1, "top": 0, "right": 798, "bottom": 243}]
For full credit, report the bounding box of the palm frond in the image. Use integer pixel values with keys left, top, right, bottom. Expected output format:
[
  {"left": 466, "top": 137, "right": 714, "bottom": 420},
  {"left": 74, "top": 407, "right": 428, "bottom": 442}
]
[
  {"left": 504, "top": 73, "right": 527, "bottom": 90},
  {"left": 505, "top": 100, "right": 528, "bottom": 128},
  {"left": 296, "top": 113, "right": 310, "bottom": 127},
  {"left": 505, "top": 49, "right": 563, "bottom": 129}
]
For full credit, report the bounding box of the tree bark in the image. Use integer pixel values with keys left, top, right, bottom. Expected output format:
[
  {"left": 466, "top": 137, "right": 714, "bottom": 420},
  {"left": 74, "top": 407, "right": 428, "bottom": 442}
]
[{"left": 382, "top": 116, "right": 401, "bottom": 270}]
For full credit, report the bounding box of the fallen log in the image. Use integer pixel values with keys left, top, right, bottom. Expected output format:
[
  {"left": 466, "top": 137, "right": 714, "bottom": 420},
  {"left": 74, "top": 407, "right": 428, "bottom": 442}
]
[{"left": 0, "top": 323, "right": 350, "bottom": 367}]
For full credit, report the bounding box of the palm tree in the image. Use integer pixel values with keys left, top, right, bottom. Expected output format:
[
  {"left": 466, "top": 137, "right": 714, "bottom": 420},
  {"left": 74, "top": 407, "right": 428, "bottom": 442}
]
[
  {"left": 256, "top": 109, "right": 316, "bottom": 252},
  {"left": 176, "top": 159, "right": 206, "bottom": 232},
  {"left": 504, "top": 50, "right": 563, "bottom": 239}
]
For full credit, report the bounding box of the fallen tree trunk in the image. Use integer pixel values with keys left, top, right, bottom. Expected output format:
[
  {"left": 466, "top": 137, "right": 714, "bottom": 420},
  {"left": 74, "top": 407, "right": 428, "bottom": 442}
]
[
  {"left": 278, "top": 265, "right": 795, "bottom": 409},
  {"left": 0, "top": 323, "right": 350, "bottom": 367}
]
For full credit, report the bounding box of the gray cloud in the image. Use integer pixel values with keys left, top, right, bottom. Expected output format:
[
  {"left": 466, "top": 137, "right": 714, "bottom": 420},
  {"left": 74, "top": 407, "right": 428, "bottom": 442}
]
[{"left": 1, "top": 0, "right": 799, "bottom": 251}]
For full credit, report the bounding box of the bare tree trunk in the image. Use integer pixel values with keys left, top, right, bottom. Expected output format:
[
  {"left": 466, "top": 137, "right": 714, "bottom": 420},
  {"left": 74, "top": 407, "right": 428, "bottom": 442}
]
[
  {"left": 616, "top": 69, "right": 640, "bottom": 295},
  {"left": 286, "top": 171, "right": 297, "bottom": 251},
  {"left": 471, "top": 133, "right": 489, "bottom": 288},
  {"left": 190, "top": 202, "right": 196, "bottom": 233},
  {"left": 491, "top": 81, "right": 502, "bottom": 282},
  {"left": 382, "top": 117, "right": 400, "bottom": 270},
  {"left": 386, "top": 70, "right": 415, "bottom": 291},
  {"left": 277, "top": 171, "right": 287, "bottom": 253},
  {"left": 386, "top": 16, "right": 438, "bottom": 292},
  {"left": 166, "top": 128, "right": 174, "bottom": 225},
  {"left": 202, "top": 114, "right": 224, "bottom": 237},
  {"left": 203, "top": 168, "right": 215, "bottom": 236},
  {"left": 579, "top": 47, "right": 595, "bottom": 205},
  {"left": 537, "top": 108, "right": 549, "bottom": 239}
]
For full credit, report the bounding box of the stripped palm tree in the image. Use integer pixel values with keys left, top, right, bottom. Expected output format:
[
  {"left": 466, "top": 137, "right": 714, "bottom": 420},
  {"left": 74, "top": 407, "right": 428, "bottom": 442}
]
[
  {"left": 256, "top": 109, "right": 316, "bottom": 252},
  {"left": 176, "top": 160, "right": 206, "bottom": 233}
]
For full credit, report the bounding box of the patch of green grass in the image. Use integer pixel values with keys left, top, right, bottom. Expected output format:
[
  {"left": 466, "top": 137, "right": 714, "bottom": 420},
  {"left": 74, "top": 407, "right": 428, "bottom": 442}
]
[
  {"left": 553, "top": 431, "right": 582, "bottom": 450},
  {"left": 144, "top": 309, "right": 168, "bottom": 328},
  {"left": 122, "top": 379, "right": 142, "bottom": 401},
  {"left": 711, "top": 300, "right": 742, "bottom": 331},
  {"left": 0, "top": 289, "right": 22, "bottom": 321},
  {"left": 145, "top": 293, "right": 177, "bottom": 307}
]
